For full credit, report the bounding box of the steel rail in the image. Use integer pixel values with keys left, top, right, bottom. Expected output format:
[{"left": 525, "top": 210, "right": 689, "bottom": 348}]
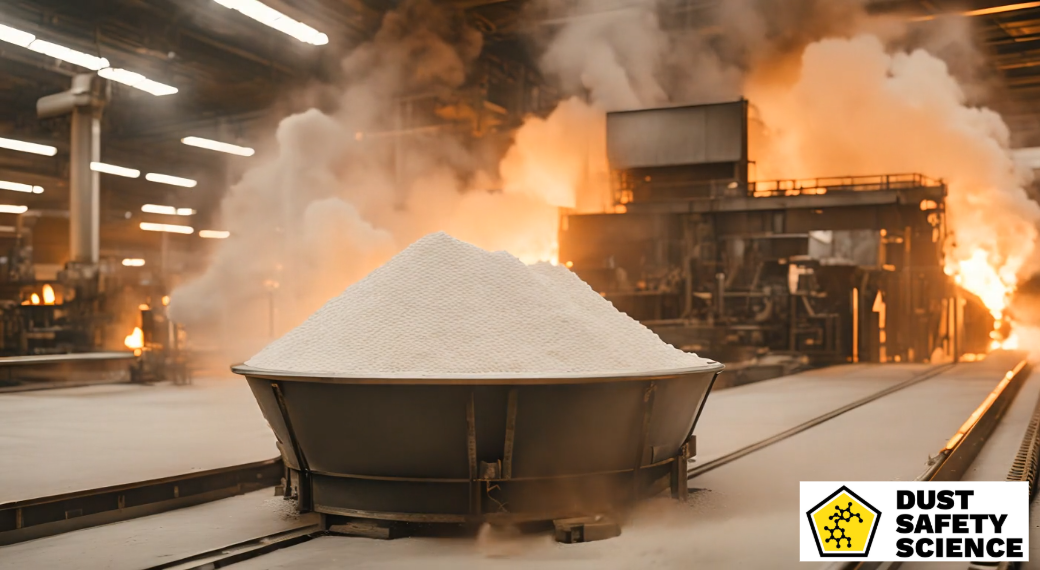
[
  {"left": 687, "top": 364, "right": 956, "bottom": 481},
  {"left": 827, "top": 359, "right": 1032, "bottom": 570},
  {"left": 142, "top": 524, "right": 324, "bottom": 570},
  {"left": 0, "top": 457, "right": 284, "bottom": 546}
]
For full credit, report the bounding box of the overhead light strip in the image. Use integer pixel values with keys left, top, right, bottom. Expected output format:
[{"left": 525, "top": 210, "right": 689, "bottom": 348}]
[
  {"left": 26, "top": 38, "right": 109, "bottom": 70},
  {"left": 199, "top": 229, "right": 230, "bottom": 239},
  {"left": 212, "top": 0, "right": 329, "bottom": 45},
  {"left": 140, "top": 222, "right": 193, "bottom": 235},
  {"left": 0, "top": 23, "right": 177, "bottom": 96},
  {"left": 181, "top": 136, "right": 255, "bottom": 157},
  {"left": 98, "top": 68, "right": 177, "bottom": 96},
  {"left": 0, "top": 136, "right": 57, "bottom": 156},
  {"left": 145, "top": 172, "right": 197, "bottom": 188},
  {"left": 0, "top": 205, "right": 29, "bottom": 214},
  {"left": 142, "top": 204, "right": 195, "bottom": 216},
  {"left": 91, "top": 162, "right": 140, "bottom": 178},
  {"left": 964, "top": 1, "right": 1040, "bottom": 16},
  {"left": 911, "top": 1, "right": 1040, "bottom": 21},
  {"left": 0, "top": 181, "right": 43, "bottom": 194}
]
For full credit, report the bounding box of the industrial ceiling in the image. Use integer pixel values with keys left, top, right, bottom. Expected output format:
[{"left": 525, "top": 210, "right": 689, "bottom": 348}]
[{"left": 1, "top": 0, "right": 1039, "bottom": 267}]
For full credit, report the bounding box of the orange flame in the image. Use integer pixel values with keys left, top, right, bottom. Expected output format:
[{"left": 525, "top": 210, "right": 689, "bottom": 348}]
[
  {"left": 946, "top": 249, "right": 1016, "bottom": 350},
  {"left": 124, "top": 327, "right": 144, "bottom": 351},
  {"left": 30, "top": 293, "right": 40, "bottom": 305},
  {"left": 42, "top": 284, "right": 55, "bottom": 305}
]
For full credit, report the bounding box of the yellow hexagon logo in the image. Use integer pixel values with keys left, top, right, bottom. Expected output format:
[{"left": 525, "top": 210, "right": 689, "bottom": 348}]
[{"left": 806, "top": 486, "right": 881, "bottom": 557}]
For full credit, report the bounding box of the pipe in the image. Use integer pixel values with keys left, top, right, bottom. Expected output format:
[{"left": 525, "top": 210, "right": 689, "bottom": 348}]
[
  {"left": 715, "top": 272, "right": 725, "bottom": 319},
  {"left": 69, "top": 105, "right": 100, "bottom": 264},
  {"left": 852, "top": 288, "right": 859, "bottom": 363},
  {"left": 38, "top": 74, "right": 106, "bottom": 266}
]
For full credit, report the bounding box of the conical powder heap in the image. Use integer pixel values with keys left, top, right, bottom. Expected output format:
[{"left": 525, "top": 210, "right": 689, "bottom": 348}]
[{"left": 246, "top": 232, "right": 713, "bottom": 376}]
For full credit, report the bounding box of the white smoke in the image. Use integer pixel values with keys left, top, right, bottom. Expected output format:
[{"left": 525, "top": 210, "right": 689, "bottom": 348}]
[
  {"left": 749, "top": 34, "right": 1040, "bottom": 288},
  {"left": 171, "top": 0, "right": 558, "bottom": 360},
  {"left": 173, "top": 0, "right": 1040, "bottom": 360}
]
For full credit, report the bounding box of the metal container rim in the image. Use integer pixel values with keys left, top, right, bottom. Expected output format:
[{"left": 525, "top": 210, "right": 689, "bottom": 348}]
[{"left": 230, "top": 360, "right": 723, "bottom": 385}]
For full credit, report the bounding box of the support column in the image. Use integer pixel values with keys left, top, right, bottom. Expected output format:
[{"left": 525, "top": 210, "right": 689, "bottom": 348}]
[{"left": 69, "top": 106, "right": 100, "bottom": 264}]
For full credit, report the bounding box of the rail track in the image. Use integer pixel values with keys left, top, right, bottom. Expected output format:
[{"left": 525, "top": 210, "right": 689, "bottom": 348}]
[
  {"left": 2, "top": 359, "right": 1035, "bottom": 569},
  {"left": 0, "top": 458, "right": 284, "bottom": 546}
]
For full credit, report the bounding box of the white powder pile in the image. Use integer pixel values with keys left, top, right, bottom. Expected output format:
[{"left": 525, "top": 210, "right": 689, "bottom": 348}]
[{"left": 246, "top": 232, "right": 713, "bottom": 376}]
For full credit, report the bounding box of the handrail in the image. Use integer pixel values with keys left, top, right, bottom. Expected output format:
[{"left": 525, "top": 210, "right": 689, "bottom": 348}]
[
  {"left": 748, "top": 173, "right": 943, "bottom": 197},
  {"left": 614, "top": 172, "right": 945, "bottom": 204}
]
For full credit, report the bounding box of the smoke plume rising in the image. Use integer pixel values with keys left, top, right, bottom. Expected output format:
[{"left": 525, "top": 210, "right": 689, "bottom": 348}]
[
  {"left": 171, "top": 0, "right": 560, "bottom": 359},
  {"left": 173, "top": 0, "right": 1040, "bottom": 359}
]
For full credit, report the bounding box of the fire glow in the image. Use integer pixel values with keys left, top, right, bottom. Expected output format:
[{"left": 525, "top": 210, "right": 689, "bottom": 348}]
[
  {"left": 41, "top": 284, "right": 55, "bottom": 305},
  {"left": 124, "top": 327, "right": 144, "bottom": 354},
  {"left": 945, "top": 250, "right": 1018, "bottom": 350}
]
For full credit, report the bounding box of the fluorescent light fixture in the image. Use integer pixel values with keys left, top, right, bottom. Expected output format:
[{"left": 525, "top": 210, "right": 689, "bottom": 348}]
[
  {"left": 140, "top": 222, "right": 193, "bottom": 235},
  {"left": 213, "top": 0, "right": 329, "bottom": 45},
  {"left": 199, "top": 230, "right": 230, "bottom": 239},
  {"left": 145, "top": 172, "right": 197, "bottom": 188},
  {"left": 0, "top": 24, "right": 35, "bottom": 48},
  {"left": 98, "top": 68, "right": 178, "bottom": 96},
  {"left": 0, "top": 24, "right": 173, "bottom": 96},
  {"left": 181, "top": 136, "right": 255, "bottom": 157},
  {"left": 0, "top": 181, "right": 43, "bottom": 194},
  {"left": 121, "top": 258, "right": 145, "bottom": 267},
  {"left": 91, "top": 161, "right": 140, "bottom": 178},
  {"left": 141, "top": 204, "right": 176, "bottom": 215},
  {"left": 142, "top": 204, "right": 194, "bottom": 216},
  {"left": 27, "top": 39, "right": 109, "bottom": 70},
  {"left": 0, "top": 205, "right": 28, "bottom": 214},
  {"left": 0, "top": 136, "right": 57, "bottom": 156}
]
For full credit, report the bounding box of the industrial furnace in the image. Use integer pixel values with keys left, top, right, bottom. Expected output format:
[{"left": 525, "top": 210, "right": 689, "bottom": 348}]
[{"left": 560, "top": 100, "right": 993, "bottom": 367}]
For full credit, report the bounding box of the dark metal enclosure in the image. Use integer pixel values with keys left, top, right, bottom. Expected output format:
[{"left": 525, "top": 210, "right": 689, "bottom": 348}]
[
  {"left": 233, "top": 363, "right": 722, "bottom": 523},
  {"left": 562, "top": 101, "right": 995, "bottom": 367}
]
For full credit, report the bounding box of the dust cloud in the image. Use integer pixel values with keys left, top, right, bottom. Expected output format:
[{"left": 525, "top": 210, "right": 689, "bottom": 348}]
[{"left": 172, "top": 0, "right": 1040, "bottom": 359}]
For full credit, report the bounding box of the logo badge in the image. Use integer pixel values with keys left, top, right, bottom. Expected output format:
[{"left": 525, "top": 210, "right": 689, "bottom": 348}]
[{"left": 806, "top": 485, "right": 882, "bottom": 557}]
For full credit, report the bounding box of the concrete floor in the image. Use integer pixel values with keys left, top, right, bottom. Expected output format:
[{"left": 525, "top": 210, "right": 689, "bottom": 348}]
[
  {"left": 0, "top": 376, "right": 278, "bottom": 502},
  {"left": 694, "top": 362, "right": 932, "bottom": 464},
  {"left": 685, "top": 356, "right": 1027, "bottom": 569},
  {"left": 0, "top": 358, "right": 1028, "bottom": 569}
]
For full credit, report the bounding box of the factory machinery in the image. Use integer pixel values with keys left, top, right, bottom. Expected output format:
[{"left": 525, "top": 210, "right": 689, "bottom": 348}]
[
  {"left": 560, "top": 100, "right": 993, "bottom": 374},
  {"left": 0, "top": 74, "right": 185, "bottom": 388}
]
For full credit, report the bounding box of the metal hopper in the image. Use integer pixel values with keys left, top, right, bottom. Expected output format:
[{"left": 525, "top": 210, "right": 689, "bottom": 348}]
[{"left": 233, "top": 361, "right": 723, "bottom": 526}]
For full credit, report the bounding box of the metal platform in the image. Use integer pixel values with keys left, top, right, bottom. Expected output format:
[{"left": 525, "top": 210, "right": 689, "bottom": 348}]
[{"left": 0, "top": 351, "right": 135, "bottom": 393}]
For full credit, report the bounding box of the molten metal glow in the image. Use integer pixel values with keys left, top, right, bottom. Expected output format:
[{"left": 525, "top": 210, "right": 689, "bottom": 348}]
[
  {"left": 30, "top": 293, "right": 39, "bottom": 305},
  {"left": 124, "top": 327, "right": 144, "bottom": 350},
  {"left": 42, "top": 284, "right": 55, "bottom": 305}
]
